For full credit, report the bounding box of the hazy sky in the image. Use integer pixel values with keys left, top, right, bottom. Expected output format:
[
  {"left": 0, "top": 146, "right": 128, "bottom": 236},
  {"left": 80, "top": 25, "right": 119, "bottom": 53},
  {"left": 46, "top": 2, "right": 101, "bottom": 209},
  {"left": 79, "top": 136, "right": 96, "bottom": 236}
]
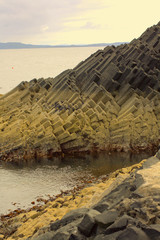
[{"left": 0, "top": 0, "right": 159, "bottom": 45}]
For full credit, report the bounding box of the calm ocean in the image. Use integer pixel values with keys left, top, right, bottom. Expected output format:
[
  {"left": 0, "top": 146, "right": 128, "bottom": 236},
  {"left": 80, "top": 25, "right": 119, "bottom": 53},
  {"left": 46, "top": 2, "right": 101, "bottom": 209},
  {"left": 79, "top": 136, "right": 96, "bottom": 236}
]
[{"left": 0, "top": 47, "right": 104, "bottom": 94}]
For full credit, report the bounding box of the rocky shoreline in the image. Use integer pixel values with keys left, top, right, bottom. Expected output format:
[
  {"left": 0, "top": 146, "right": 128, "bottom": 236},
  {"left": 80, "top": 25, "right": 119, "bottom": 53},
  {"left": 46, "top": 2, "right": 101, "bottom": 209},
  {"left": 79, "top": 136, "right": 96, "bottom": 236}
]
[
  {"left": 0, "top": 21, "right": 160, "bottom": 240},
  {"left": 26, "top": 154, "right": 160, "bottom": 240},
  {"left": 1, "top": 154, "right": 160, "bottom": 239}
]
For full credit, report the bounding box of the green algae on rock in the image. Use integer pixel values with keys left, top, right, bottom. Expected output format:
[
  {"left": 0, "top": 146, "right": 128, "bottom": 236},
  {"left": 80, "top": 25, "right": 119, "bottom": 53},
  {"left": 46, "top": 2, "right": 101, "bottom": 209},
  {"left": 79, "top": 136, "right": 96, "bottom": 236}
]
[{"left": 0, "top": 22, "right": 160, "bottom": 163}]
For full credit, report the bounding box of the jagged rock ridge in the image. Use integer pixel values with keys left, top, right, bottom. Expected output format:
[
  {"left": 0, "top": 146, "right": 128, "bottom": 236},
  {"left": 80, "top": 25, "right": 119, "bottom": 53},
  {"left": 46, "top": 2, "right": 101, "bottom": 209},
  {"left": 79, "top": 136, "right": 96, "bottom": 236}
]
[{"left": 0, "top": 22, "right": 160, "bottom": 162}]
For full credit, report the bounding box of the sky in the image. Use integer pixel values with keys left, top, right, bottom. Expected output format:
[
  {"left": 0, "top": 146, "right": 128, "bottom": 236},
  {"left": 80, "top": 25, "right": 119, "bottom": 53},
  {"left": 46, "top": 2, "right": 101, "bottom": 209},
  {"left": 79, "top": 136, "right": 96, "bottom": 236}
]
[{"left": 0, "top": 0, "right": 160, "bottom": 45}]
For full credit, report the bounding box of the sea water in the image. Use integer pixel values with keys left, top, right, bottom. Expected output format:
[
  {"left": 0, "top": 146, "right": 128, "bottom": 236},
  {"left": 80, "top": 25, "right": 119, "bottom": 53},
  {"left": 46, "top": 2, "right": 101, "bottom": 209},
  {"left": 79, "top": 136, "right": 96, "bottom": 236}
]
[
  {"left": 0, "top": 152, "right": 151, "bottom": 214},
  {"left": 0, "top": 47, "right": 104, "bottom": 94}
]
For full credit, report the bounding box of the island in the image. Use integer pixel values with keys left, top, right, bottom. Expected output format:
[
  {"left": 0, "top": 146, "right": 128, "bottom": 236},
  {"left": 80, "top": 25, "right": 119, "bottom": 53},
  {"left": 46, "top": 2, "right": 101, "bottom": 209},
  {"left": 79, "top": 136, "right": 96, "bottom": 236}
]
[{"left": 0, "top": 21, "right": 160, "bottom": 240}]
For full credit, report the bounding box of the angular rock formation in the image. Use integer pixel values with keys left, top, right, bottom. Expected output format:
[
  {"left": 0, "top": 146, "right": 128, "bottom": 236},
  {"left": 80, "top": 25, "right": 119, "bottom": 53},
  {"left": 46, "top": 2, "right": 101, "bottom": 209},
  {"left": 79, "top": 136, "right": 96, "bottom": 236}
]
[{"left": 0, "top": 22, "right": 160, "bottom": 162}]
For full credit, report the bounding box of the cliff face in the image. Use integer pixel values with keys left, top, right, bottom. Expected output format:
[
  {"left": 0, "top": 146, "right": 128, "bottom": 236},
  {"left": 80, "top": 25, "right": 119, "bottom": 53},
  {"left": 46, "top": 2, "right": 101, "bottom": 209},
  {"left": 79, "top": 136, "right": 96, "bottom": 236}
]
[{"left": 0, "top": 22, "right": 160, "bottom": 162}]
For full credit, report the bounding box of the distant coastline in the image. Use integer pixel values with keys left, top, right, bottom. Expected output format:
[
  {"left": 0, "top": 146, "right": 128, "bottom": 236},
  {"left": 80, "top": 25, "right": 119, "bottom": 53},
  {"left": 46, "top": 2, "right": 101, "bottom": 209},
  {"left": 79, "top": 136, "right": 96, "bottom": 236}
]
[{"left": 0, "top": 42, "right": 127, "bottom": 49}]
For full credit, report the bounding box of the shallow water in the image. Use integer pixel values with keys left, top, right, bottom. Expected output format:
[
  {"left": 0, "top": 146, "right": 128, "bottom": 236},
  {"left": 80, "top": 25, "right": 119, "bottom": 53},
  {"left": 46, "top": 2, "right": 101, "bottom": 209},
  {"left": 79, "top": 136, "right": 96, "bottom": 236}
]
[{"left": 0, "top": 152, "right": 151, "bottom": 215}]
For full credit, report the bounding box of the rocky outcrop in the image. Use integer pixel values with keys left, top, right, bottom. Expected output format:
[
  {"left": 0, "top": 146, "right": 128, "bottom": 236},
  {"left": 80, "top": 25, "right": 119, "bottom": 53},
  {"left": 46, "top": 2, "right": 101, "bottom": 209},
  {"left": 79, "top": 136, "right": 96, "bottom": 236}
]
[
  {"left": 0, "top": 22, "right": 160, "bottom": 162},
  {"left": 2, "top": 155, "right": 159, "bottom": 240},
  {"left": 0, "top": 161, "right": 143, "bottom": 239},
  {"left": 26, "top": 156, "right": 160, "bottom": 240}
]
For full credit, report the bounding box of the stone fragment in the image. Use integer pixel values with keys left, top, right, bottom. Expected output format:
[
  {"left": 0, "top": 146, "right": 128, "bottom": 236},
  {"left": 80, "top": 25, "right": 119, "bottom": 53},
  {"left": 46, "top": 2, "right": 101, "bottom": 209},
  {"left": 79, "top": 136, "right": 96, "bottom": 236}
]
[
  {"left": 105, "top": 214, "right": 136, "bottom": 234},
  {"left": 50, "top": 208, "right": 89, "bottom": 231},
  {"left": 69, "top": 233, "right": 86, "bottom": 240},
  {"left": 31, "top": 232, "right": 54, "bottom": 240},
  {"left": 116, "top": 227, "right": 150, "bottom": 240},
  {"left": 93, "top": 231, "right": 122, "bottom": 240},
  {"left": 78, "top": 209, "right": 100, "bottom": 237},
  {"left": 142, "top": 224, "right": 160, "bottom": 240},
  {"left": 51, "top": 232, "right": 69, "bottom": 240},
  {"left": 95, "top": 210, "right": 118, "bottom": 228},
  {"left": 92, "top": 202, "right": 109, "bottom": 213},
  {"left": 155, "top": 149, "right": 160, "bottom": 160}
]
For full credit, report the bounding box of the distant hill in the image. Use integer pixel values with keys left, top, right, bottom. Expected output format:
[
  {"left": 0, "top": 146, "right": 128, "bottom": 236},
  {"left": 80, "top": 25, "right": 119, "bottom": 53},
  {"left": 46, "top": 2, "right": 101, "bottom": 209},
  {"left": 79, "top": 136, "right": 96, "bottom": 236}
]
[{"left": 0, "top": 42, "right": 127, "bottom": 49}]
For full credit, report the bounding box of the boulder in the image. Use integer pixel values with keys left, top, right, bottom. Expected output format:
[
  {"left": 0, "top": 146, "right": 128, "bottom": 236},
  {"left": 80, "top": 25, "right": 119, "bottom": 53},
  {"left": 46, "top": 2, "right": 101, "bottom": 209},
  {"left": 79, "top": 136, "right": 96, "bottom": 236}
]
[
  {"left": 95, "top": 210, "right": 118, "bottom": 228},
  {"left": 93, "top": 231, "right": 123, "bottom": 240},
  {"left": 116, "top": 226, "right": 150, "bottom": 240},
  {"left": 78, "top": 209, "right": 100, "bottom": 237},
  {"left": 105, "top": 214, "right": 137, "bottom": 234},
  {"left": 31, "top": 232, "right": 54, "bottom": 240},
  {"left": 50, "top": 208, "right": 89, "bottom": 231},
  {"left": 92, "top": 202, "right": 109, "bottom": 213},
  {"left": 69, "top": 233, "right": 86, "bottom": 240},
  {"left": 142, "top": 224, "right": 160, "bottom": 240},
  {"left": 51, "top": 232, "right": 69, "bottom": 240}
]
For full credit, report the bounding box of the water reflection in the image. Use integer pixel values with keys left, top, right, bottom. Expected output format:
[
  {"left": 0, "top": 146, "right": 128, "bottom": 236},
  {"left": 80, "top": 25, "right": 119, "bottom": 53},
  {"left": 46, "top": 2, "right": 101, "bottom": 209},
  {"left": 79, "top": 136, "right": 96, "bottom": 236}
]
[
  {"left": 60, "top": 152, "right": 152, "bottom": 177},
  {"left": 0, "top": 152, "right": 152, "bottom": 214}
]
